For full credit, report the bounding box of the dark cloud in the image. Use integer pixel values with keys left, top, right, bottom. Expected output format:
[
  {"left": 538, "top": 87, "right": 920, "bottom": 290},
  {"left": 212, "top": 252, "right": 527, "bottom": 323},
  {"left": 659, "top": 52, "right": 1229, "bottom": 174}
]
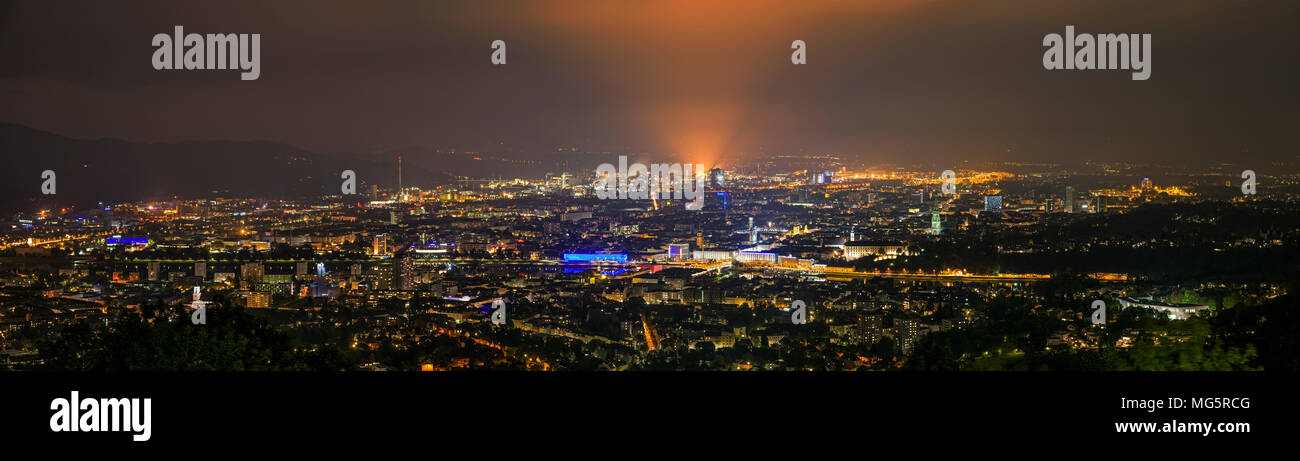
[{"left": 0, "top": 0, "right": 1295, "bottom": 166}]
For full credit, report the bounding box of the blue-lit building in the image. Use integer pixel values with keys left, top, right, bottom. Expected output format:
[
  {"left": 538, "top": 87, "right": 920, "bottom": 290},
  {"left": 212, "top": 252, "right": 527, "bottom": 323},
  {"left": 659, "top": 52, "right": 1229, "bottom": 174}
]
[
  {"left": 984, "top": 195, "right": 1002, "bottom": 212},
  {"left": 564, "top": 253, "right": 629, "bottom": 263}
]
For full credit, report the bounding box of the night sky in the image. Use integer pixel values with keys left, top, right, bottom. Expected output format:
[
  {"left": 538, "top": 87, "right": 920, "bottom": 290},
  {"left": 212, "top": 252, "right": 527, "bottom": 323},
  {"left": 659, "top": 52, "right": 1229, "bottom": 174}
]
[{"left": 0, "top": 0, "right": 1295, "bottom": 167}]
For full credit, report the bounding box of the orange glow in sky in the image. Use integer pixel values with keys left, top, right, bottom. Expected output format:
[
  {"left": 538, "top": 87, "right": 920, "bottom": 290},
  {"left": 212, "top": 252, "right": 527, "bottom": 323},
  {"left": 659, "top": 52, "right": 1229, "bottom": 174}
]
[{"left": 531, "top": 0, "right": 931, "bottom": 166}]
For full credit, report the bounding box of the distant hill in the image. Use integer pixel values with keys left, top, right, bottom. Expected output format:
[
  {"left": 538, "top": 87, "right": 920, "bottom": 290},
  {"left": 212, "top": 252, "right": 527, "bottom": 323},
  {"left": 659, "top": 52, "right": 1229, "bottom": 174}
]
[{"left": 0, "top": 123, "right": 450, "bottom": 214}]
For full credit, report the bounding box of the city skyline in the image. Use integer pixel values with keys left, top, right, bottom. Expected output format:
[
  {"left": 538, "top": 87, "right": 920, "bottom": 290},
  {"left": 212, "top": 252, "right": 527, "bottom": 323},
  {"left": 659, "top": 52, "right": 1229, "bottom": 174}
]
[
  {"left": 4, "top": 149, "right": 1295, "bottom": 372},
  {"left": 3, "top": 2, "right": 1296, "bottom": 450},
  {"left": 1, "top": 0, "right": 1296, "bottom": 373}
]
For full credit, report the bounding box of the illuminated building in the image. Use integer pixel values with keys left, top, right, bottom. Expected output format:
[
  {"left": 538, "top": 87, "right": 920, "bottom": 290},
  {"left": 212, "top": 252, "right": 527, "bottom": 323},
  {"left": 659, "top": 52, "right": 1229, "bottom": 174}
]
[
  {"left": 246, "top": 291, "right": 271, "bottom": 308},
  {"left": 1117, "top": 297, "right": 1210, "bottom": 320},
  {"left": 708, "top": 168, "right": 726, "bottom": 188},
  {"left": 984, "top": 195, "right": 1002, "bottom": 212},
  {"left": 240, "top": 262, "right": 264, "bottom": 287},
  {"left": 667, "top": 243, "right": 690, "bottom": 260},
  {"left": 560, "top": 212, "right": 593, "bottom": 222},
  {"left": 312, "top": 262, "right": 329, "bottom": 297},
  {"left": 695, "top": 250, "right": 736, "bottom": 261},
  {"left": 393, "top": 252, "right": 414, "bottom": 290},
  {"left": 564, "top": 253, "right": 629, "bottom": 263},
  {"left": 735, "top": 251, "right": 777, "bottom": 264},
  {"left": 105, "top": 236, "right": 148, "bottom": 246},
  {"left": 896, "top": 318, "right": 921, "bottom": 355},
  {"left": 857, "top": 313, "right": 883, "bottom": 344},
  {"left": 844, "top": 241, "right": 907, "bottom": 261}
]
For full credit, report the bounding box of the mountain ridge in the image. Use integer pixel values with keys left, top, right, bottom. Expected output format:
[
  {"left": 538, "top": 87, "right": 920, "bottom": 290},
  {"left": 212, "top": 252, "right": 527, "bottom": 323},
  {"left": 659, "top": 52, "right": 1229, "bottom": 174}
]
[{"left": 0, "top": 122, "right": 446, "bottom": 215}]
